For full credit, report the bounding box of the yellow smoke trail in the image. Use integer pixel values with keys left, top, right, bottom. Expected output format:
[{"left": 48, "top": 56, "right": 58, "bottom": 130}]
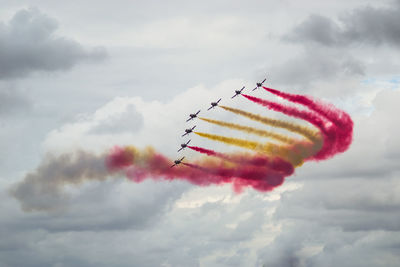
[
  {"left": 219, "top": 105, "right": 320, "bottom": 142},
  {"left": 199, "top": 117, "right": 296, "bottom": 144},
  {"left": 194, "top": 132, "right": 306, "bottom": 166}
]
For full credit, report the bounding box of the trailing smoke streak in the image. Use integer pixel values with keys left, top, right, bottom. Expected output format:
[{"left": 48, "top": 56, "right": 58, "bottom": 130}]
[
  {"left": 198, "top": 117, "right": 296, "bottom": 144},
  {"left": 187, "top": 146, "right": 294, "bottom": 175},
  {"left": 242, "top": 94, "right": 339, "bottom": 160},
  {"left": 219, "top": 105, "right": 320, "bottom": 142},
  {"left": 262, "top": 86, "right": 353, "bottom": 154},
  {"left": 194, "top": 132, "right": 316, "bottom": 166},
  {"left": 194, "top": 131, "right": 271, "bottom": 152},
  {"left": 107, "top": 146, "right": 291, "bottom": 194},
  {"left": 182, "top": 162, "right": 286, "bottom": 193}
]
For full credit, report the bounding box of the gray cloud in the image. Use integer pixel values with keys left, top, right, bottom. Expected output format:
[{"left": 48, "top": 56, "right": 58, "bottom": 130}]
[
  {"left": 265, "top": 47, "right": 365, "bottom": 87},
  {"left": 0, "top": 8, "right": 107, "bottom": 80},
  {"left": 1, "top": 179, "right": 189, "bottom": 266},
  {"left": 286, "top": 1, "right": 400, "bottom": 48}
]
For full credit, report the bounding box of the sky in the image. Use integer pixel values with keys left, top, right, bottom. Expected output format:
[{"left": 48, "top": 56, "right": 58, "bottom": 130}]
[{"left": 0, "top": 0, "right": 400, "bottom": 266}]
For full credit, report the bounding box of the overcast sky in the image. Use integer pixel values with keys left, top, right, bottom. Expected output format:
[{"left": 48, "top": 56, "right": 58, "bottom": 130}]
[{"left": 1, "top": 0, "right": 400, "bottom": 266}]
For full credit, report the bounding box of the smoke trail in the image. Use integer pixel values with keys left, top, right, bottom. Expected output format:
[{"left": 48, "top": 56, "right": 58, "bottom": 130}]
[
  {"left": 9, "top": 151, "right": 109, "bottom": 212},
  {"left": 194, "top": 131, "right": 315, "bottom": 166},
  {"left": 188, "top": 146, "right": 294, "bottom": 175},
  {"left": 219, "top": 105, "right": 320, "bottom": 142},
  {"left": 108, "top": 146, "right": 293, "bottom": 193},
  {"left": 198, "top": 117, "right": 296, "bottom": 144},
  {"left": 242, "top": 94, "right": 338, "bottom": 160},
  {"left": 262, "top": 86, "right": 353, "bottom": 154},
  {"left": 194, "top": 132, "right": 267, "bottom": 151},
  {"left": 183, "top": 162, "right": 286, "bottom": 193}
]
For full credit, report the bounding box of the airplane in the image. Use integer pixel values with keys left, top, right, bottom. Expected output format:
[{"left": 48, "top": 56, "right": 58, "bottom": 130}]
[
  {"left": 207, "top": 98, "right": 221, "bottom": 110},
  {"left": 252, "top": 78, "right": 267, "bottom": 91},
  {"left": 182, "top": 126, "right": 196, "bottom": 137},
  {"left": 186, "top": 110, "right": 200, "bottom": 122},
  {"left": 231, "top": 86, "right": 245, "bottom": 98},
  {"left": 178, "top": 139, "right": 191, "bottom": 152},
  {"left": 171, "top": 157, "right": 185, "bottom": 168}
]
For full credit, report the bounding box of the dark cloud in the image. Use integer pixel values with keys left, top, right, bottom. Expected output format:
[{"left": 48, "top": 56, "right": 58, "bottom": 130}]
[
  {"left": 0, "top": 180, "right": 189, "bottom": 266},
  {"left": 0, "top": 8, "right": 107, "bottom": 80},
  {"left": 286, "top": 1, "right": 400, "bottom": 48},
  {"left": 257, "top": 219, "right": 400, "bottom": 267},
  {"left": 265, "top": 47, "right": 365, "bottom": 87}
]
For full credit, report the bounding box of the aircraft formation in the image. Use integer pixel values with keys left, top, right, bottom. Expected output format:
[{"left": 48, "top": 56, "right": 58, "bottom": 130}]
[{"left": 171, "top": 78, "right": 267, "bottom": 167}]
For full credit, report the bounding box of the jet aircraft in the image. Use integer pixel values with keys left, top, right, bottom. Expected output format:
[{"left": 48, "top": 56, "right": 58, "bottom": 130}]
[
  {"left": 171, "top": 157, "right": 185, "bottom": 168},
  {"left": 252, "top": 78, "right": 267, "bottom": 91},
  {"left": 182, "top": 126, "right": 196, "bottom": 137},
  {"left": 207, "top": 98, "right": 221, "bottom": 110},
  {"left": 178, "top": 140, "right": 191, "bottom": 152},
  {"left": 186, "top": 110, "right": 200, "bottom": 122},
  {"left": 231, "top": 86, "right": 245, "bottom": 98}
]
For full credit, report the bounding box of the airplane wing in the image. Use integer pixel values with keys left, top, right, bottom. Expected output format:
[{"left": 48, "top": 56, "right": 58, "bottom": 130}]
[
  {"left": 207, "top": 106, "right": 213, "bottom": 110},
  {"left": 186, "top": 117, "right": 192, "bottom": 122},
  {"left": 182, "top": 132, "right": 188, "bottom": 137},
  {"left": 262, "top": 78, "right": 266, "bottom": 83},
  {"left": 170, "top": 164, "right": 176, "bottom": 168},
  {"left": 252, "top": 87, "right": 257, "bottom": 91},
  {"left": 196, "top": 110, "right": 200, "bottom": 115},
  {"left": 178, "top": 147, "right": 183, "bottom": 152},
  {"left": 231, "top": 94, "right": 237, "bottom": 99}
]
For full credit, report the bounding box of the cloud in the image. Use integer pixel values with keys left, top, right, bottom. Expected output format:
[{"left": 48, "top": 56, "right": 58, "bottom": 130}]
[
  {"left": 90, "top": 104, "right": 144, "bottom": 135},
  {"left": 285, "top": 1, "right": 400, "bottom": 48},
  {"left": 0, "top": 83, "right": 31, "bottom": 116},
  {"left": 0, "top": 8, "right": 107, "bottom": 79},
  {"left": 269, "top": 47, "right": 365, "bottom": 86}
]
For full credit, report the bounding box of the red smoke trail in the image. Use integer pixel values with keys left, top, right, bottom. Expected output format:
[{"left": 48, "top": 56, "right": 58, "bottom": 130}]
[
  {"left": 106, "top": 146, "right": 291, "bottom": 193},
  {"left": 188, "top": 146, "right": 294, "bottom": 175},
  {"left": 183, "top": 162, "right": 285, "bottom": 193},
  {"left": 242, "top": 94, "right": 340, "bottom": 160},
  {"left": 262, "top": 86, "right": 353, "bottom": 154}
]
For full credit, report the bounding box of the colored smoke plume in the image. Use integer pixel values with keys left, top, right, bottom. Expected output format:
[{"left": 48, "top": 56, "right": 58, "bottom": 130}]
[
  {"left": 106, "top": 146, "right": 292, "bottom": 194},
  {"left": 242, "top": 91, "right": 353, "bottom": 160},
  {"left": 198, "top": 117, "right": 296, "bottom": 144},
  {"left": 219, "top": 105, "right": 321, "bottom": 142},
  {"left": 187, "top": 146, "right": 294, "bottom": 175},
  {"left": 11, "top": 86, "right": 353, "bottom": 212},
  {"left": 262, "top": 86, "right": 353, "bottom": 154}
]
